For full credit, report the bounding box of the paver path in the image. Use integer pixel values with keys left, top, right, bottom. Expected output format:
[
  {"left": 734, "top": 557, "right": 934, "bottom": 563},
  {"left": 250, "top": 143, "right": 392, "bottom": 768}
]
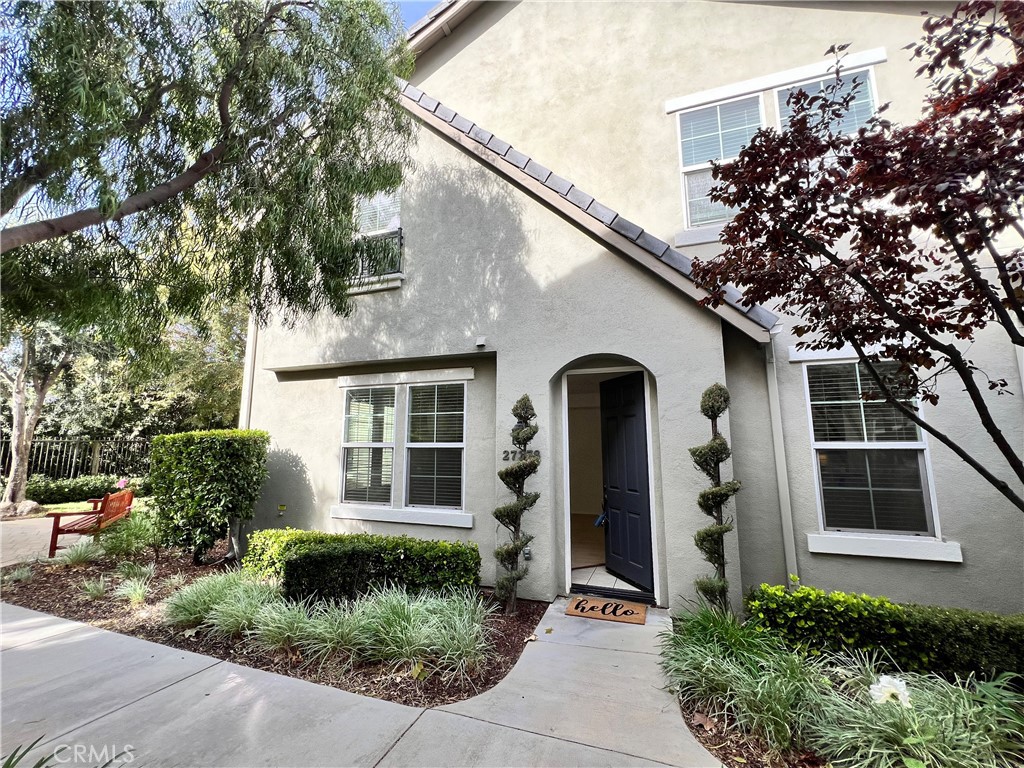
[
  {"left": 1, "top": 600, "right": 720, "bottom": 767},
  {"left": 1, "top": 517, "right": 79, "bottom": 567}
]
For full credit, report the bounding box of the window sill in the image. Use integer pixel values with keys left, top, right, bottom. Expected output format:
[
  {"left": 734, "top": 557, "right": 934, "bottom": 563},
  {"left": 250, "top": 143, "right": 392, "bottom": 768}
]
[
  {"left": 806, "top": 533, "right": 962, "bottom": 563},
  {"left": 330, "top": 504, "right": 473, "bottom": 529},
  {"left": 349, "top": 273, "right": 405, "bottom": 295},
  {"left": 674, "top": 224, "right": 724, "bottom": 247}
]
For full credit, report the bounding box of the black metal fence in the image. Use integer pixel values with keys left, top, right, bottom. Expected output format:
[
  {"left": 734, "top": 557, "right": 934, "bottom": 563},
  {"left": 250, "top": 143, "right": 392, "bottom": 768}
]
[{"left": 0, "top": 438, "right": 151, "bottom": 479}]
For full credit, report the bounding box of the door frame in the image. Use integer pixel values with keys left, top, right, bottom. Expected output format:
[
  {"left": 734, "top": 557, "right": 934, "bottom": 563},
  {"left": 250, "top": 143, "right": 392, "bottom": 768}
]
[{"left": 560, "top": 365, "right": 661, "bottom": 606}]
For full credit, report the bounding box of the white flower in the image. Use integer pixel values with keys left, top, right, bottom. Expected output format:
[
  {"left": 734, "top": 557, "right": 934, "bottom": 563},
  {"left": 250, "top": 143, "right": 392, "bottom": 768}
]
[{"left": 869, "top": 674, "right": 911, "bottom": 707}]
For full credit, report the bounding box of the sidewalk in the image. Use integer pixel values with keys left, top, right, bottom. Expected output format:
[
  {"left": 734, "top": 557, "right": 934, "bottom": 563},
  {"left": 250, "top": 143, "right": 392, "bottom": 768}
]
[
  {"left": 1, "top": 600, "right": 720, "bottom": 767},
  {"left": 1, "top": 518, "right": 79, "bottom": 567}
]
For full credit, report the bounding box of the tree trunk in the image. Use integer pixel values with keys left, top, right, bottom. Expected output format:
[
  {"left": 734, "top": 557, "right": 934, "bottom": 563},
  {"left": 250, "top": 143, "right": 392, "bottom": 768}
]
[{"left": 2, "top": 347, "right": 31, "bottom": 505}]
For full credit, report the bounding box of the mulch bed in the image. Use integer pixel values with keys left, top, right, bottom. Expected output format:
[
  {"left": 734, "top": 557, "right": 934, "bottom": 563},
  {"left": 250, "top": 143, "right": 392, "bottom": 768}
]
[
  {"left": 679, "top": 701, "right": 825, "bottom": 768},
  {"left": 0, "top": 545, "right": 548, "bottom": 708}
]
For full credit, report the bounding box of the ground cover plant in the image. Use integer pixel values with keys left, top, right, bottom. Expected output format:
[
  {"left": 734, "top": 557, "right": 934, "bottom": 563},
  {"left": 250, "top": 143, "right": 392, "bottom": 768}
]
[
  {"left": 1, "top": 537, "right": 546, "bottom": 708},
  {"left": 661, "top": 607, "right": 1024, "bottom": 768}
]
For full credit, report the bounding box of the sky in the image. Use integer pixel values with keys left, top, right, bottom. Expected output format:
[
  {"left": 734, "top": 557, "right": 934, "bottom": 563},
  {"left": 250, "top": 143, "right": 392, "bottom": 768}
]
[{"left": 397, "top": 1, "right": 438, "bottom": 30}]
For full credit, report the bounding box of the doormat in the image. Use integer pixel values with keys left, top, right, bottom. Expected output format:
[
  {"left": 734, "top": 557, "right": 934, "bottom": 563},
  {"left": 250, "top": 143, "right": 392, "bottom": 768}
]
[{"left": 566, "top": 595, "right": 647, "bottom": 625}]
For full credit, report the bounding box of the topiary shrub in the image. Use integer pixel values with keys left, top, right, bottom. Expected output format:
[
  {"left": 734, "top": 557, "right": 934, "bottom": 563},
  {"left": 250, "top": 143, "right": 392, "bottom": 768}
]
[
  {"left": 242, "top": 527, "right": 481, "bottom": 601},
  {"left": 150, "top": 429, "right": 270, "bottom": 564},
  {"left": 689, "top": 383, "right": 740, "bottom": 611},
  {"left": 746, "top": 582, "right": 1024, "bottom": 680},
  {"left": 493, "top": 394, "right": 540, "bottom": 614}
]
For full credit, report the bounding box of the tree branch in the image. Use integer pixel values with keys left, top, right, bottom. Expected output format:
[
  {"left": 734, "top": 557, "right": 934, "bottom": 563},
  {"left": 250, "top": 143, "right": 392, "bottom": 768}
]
[
  {"left": 782, "top": 224, "right": 1024, "bottom": 485},
  {"left": 966, "top": 208, "right": 1024, "bottom": 329},
  {"left": 852, "top": 340, "right": 1024, "bottom": 513},
  {"left": 939, "top": 216, "right": 1024, "bottom": 345}
]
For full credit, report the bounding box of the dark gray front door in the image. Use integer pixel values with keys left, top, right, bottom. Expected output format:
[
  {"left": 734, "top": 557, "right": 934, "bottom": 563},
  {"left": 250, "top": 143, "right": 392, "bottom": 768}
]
[{"left": 600, "top": 372, "right": 654, "bottom": 592}]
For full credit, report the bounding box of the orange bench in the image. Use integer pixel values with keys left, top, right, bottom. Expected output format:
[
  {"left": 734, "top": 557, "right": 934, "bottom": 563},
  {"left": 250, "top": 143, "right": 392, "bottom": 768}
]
[{"left": 47, "top": 489, "right": 134, "bottom": 558}]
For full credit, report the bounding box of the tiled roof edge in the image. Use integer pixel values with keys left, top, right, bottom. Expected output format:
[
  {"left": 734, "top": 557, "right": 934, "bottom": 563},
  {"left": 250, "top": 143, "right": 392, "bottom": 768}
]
[{"left": 397, "top": 79, "right": 778, "bottom": 333}]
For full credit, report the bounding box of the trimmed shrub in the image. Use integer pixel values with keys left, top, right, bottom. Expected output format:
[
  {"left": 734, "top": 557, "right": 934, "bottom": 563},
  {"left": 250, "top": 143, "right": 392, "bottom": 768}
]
[
  {"left": 150, "top": 429, "right": 270, "bottom": 563},
  {"left": 243, "top": 528, "right": 481, "bottom": 601},
  {"left": 746, "top": 583, "right": 1024, "bottom": 679},
  {"left": 26, "top": 474, "right": 120, "bottom": 505}
]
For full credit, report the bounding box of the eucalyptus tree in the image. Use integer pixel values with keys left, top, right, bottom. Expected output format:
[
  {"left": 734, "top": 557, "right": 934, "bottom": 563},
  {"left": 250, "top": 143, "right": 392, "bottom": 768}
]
[{"left": 2, "top": 0, "right": 413, "bottom": 329}]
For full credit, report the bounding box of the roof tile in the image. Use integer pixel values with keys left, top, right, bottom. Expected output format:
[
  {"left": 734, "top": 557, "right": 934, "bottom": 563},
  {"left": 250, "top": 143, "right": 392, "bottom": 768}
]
[
  {"left": 661, "top": 249, "right": 693, "bottom": 277},
  {"left": 403, "top": 83, "right": 424, "bottom": 102},
  {"left": 585, "top": 199, "right": 617, "bottom": 226},
  {"left": 486, "top": 135, "right": 512, "bottom": 156},
  {"left": 450, "top": 114, "right": 474, "bottom": 134},
  {"left": 565, "top": 186, "right": 594, "bottom": 210},
  {"left": 469, "top": 125, "right": 493, "bottom": 145},
  {"left": 545, "top": 173, "right": 572, "bottom": 196},
  {"left": 610, "top": 216, "right": 643, "bottom": 242},
  {"left": 419, "top": 94, "right": 440, "bottom": 113},
  {"left": 524, "top": 160, "right": 551, "bottom": 183},
  {"left": 504, "top": 148, "right": 530, "bottom": 169},
  {"left": 636, "top": 231, "right": 670, "bottom": 258},
  {"left": 434, "top": 104, "right": 457, "bottom": 123}
]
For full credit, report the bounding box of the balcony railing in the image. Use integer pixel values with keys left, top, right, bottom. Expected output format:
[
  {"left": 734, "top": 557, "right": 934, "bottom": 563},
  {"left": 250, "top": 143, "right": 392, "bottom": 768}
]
[{"left": 355, "top": 228, "right": 403, "bottom": 282}]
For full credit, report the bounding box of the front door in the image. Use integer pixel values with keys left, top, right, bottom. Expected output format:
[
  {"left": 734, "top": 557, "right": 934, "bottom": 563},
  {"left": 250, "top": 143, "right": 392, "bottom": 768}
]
[{"left": 600, "top": 372, "right": 654, "bottom": 592}]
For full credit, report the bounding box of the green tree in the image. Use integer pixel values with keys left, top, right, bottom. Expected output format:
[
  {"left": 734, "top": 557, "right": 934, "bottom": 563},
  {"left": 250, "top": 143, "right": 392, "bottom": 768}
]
[
  {"left": 2, "top": 0, "right": 412, "bottom": 331},
  {"left": 689, "top": 384, "right": 740, "bottom": 612},
  {"left": 493, "top": 395, "right": 540, "bottom": 614}
]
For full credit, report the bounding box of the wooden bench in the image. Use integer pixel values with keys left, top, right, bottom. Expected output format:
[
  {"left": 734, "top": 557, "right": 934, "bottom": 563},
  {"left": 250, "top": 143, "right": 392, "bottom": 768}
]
[{"left": 47, "top": 489, "right": 134, "bottom": 558}]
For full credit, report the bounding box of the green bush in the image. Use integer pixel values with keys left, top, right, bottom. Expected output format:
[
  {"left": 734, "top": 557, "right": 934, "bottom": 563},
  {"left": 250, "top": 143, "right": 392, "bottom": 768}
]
[
  {"left": 746, "top": 583, "right": 1024, "bottom": 679},
  {"left": 242, "top": 527, "right": 481, "bottom": 601},
  {"left": 150, "top": 429, "right": 270, "bottom": 562},
  {"left": 163, "top": 570, "right": 254, "bottom": 627},
  {"left": 100, "top": 508, "right": 161, "bottom": 560},
  {"left": 26, "top": 474, "right": 120, "bottom": 505}
]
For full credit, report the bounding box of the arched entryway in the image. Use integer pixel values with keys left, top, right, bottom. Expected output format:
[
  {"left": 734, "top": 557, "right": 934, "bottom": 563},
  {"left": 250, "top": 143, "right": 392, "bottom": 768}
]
[{"left": 557, "top": 358, "right": 661, "bottom": 605}]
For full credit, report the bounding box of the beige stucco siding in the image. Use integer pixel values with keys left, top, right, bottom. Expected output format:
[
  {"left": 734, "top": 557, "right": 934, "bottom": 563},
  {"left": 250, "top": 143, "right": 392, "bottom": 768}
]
[{"left": 250, "top": 127, "right": 753, "bottom": 606}]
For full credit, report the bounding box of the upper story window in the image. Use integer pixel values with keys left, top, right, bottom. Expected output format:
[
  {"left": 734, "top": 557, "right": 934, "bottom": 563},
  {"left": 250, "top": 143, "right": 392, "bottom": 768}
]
[
  {"left": 666, "top": 49, "right": 886, "bottom": 239},
  {"left": 805, "top": 361, "right": 936, "bottom": 536},
  {"left": 354, "top": 190, "right": 402, "bottom": 281},
  {"left": 678, "top": 95, "right": 763, "bottom": 227},
  {"left": 775, "top": 69, "right": 876, "bottom": 133}
]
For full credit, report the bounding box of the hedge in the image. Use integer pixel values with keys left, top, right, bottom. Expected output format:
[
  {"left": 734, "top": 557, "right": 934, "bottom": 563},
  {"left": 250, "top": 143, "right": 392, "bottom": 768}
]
[
  {"left": 14, "top": 474, "right": 150, "bottom": 505},
  {"left": 746, "top": 583, "right": 1024, "bottom": 680},
  {"left": 243, "top": 527, "right": 481, "bottom": 601},
  {"left": 150, "top": 429, "right": 269, "bottom": 562}
]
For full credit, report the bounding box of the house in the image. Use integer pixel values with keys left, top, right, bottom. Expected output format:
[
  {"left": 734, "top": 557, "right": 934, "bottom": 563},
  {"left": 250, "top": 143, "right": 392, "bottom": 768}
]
[{"left": 240, "top": 0, "right": 1024, "bottom": 614}]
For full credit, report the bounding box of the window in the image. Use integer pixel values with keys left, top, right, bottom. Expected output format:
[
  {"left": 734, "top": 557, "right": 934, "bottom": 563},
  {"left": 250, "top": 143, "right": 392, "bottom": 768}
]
[
  {"left": 776, "top": 70, "right": 875, "bottom": 134},
  {"left": 806, "top": 362, "right": 934, "bottom": 535},
  {"left": 354, "top": 190, "right": 402, "bottom": 281},
  {"left": 339, "top": 381, "right": 465, "bottom": 510},
  {"left": 407, "top": 384, "right": 465, "bottom": 508},
  {"left": 678, "top": 95, "right": 763, "bottom": 227},
  {"left": 341, "top": 387, "right": 396, "bottom": 504}
]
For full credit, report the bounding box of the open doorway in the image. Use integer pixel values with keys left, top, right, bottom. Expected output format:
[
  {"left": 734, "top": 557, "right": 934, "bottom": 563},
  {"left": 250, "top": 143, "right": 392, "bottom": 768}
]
[{"left": 565, "top": 369, "right": 655, "bottom": 601}]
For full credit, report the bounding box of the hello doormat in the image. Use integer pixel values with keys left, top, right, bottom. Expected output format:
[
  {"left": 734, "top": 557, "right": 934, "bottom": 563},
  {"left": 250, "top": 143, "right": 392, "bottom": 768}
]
[{"left": 566, "top": 595, "right": 647, "bottom": 625}]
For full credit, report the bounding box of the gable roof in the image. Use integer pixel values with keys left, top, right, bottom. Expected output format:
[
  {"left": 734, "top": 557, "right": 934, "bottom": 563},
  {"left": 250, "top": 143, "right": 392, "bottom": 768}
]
[
  {"left": 407, "top": 1, "right": 483, "bottom": 55},
  {"left": 397, "top": 80, "right": 778, "bottom": 342}
]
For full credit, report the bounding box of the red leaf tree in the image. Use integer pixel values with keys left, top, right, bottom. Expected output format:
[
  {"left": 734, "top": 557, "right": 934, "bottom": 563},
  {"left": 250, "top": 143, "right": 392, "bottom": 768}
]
[{"left": 692, "top": 1, "right": 1024, "bottom": 513}]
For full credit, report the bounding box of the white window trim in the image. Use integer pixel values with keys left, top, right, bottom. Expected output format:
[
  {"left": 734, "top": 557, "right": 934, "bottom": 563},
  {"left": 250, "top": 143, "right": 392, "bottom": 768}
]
[
  {"left": 771, "top": 66, "right": 879, "bottom": 132},
  {"left": 664, "top": 48, "right": 887, "bottom": 113},
  {"left": 675, "top": 92, "right": 766, "bottom": 230},
  {"left": 405, "top": 381, "right": 467, "bottom": 510},
  {"left": 349, "top": 273, "right": 405, "bottom": 296},
  {"left": 339, "top": 386, "right": 396, "bottom": 507},
  {"left": 801, "top": 357, "right": 952, "bottom": 556},
  {"left": 332, "top": 373, "right": 474, "bottom": 529}
]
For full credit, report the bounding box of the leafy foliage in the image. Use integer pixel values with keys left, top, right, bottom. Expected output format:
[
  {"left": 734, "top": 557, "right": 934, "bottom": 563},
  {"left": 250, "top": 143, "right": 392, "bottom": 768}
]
[
  {"left": 113, "top": 576, "right": 151, "bottom": 606},
  {"left": 242, "top": 529, "right": 481, "bottom": 602},
  {"left": 691, "top": 2, "right": 1024, "bottom": 511},
  {"left": 493, "top": 394, "right": 540, "bottom": 613},
  {"left": 163, "top": 569, "right": 252, "bottom": 628},
  {"left": 689, "top": 384, "right": 740, "bottom": 610},
  {"left": 23, "top": 474, "right": 119, "bottom": 505},
  {"left": 100, "top": 507, "right": 161, "bottom": 560},
  {"left": 56, "top": 539, "right": 104, "bottom": 567},
  {"left": 150, "top": 429, "right": 269, "bottom": 562},
  {"left": 746, "top": 583, "right": 1024, "bottom": 680},
  {"left": 661, "top": 607, "right": 1024, "bottom": 765},
  {"left": 2, "top": 0, "right": 413, "bottom": 335},
  {"left": 204, "top": 579, "right": 282, "bottom": 639}
]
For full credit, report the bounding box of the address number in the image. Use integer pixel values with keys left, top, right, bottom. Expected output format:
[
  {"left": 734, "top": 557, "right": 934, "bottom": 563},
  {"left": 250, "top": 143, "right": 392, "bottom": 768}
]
[{"left": 502, "top": 450, "right": 540, "bottom": 461}]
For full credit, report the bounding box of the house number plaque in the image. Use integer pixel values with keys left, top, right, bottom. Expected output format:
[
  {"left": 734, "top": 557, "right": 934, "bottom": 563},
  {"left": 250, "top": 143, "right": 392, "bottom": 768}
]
[{"left": 501, "top": 450, "right": 540, "bottom": 461}]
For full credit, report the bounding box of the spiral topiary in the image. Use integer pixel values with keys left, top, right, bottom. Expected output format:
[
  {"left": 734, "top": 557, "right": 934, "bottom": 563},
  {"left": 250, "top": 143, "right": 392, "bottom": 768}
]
[
  {"left": 493, "top": 394, "right": 540, "bottom": 613},
  {"left": 689, "top": 383, "right": 740, "bottom": 611}
]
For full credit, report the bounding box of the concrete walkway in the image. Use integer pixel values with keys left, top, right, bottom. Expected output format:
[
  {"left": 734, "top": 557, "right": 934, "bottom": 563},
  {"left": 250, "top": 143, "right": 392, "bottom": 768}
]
[
  {"left": 1, "top": 517, "right": 80, "bottom": 567},
  {"left": 1, "top": 600, "right": 720, "bottom": 768}
]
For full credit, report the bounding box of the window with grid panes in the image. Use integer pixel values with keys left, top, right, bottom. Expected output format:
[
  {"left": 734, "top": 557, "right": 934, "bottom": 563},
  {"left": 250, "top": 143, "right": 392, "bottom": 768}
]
[
  {"left": 776, "top": 70, "right": 875, "bottom": 134},
  {"left": 407, "top": 383, "right": 465, "bottom": 508},
  {"left": 806, "top": 362, "right": 934, "bottom": 534},
  {"left": 341, "top": 387, "right": 396, "bottom": 504},
  {"left": 678, "top": 95, "right": 762, "bottom": 227}
]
